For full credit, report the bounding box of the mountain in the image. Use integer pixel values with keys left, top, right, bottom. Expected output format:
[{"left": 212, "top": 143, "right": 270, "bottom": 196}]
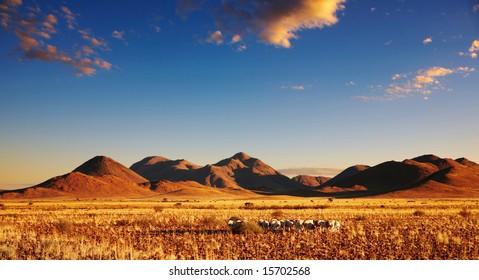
[
  {"left": 2, "top": 153, "right": 478, "bottom": 199},
  {"left": 131, "top": 152, "right": 312, "bottom": 195},
  {"left": 320, "top": 154, "right": 479, "bottom": 198},
  {"left": 0, "top": 156, "right": 152, "bottom": 199},
  {"left": 292, "top": 175, "right": 331, "bottom": 187},
  {"left": 319, "top": 165, "right": 370, "bottom": 188},
  {"left": 130, "top": 156, "right": 201, "bottom": 181},
  {"left": 455, "top": 157, "right": 478, "bottom": 167},
  {"left": 74, "top": 156, "right": 148, "bottom": 183}
]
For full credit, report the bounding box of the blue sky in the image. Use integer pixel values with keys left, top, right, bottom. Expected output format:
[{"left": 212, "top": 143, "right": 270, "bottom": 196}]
[{"left": 1, "top": 0, "right": 478, "bottom": 188}]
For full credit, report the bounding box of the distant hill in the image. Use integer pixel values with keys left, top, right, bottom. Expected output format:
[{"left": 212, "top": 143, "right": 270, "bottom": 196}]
[
  {"left": 130, "top": 156, "right": 201, "bottom": 181},
  {"left": 73, "top": 156, "right": 148, "bottom": 183},
  {"left": 292, "top": 175, "right": 331, "bottom": 187},
  {"left": 0, "top": 156, "right": 152, "bottom": 199},
  {"left": 319, "top": 165, "right": 370, "bottom": 188},
  {"left": 319, "top": 155, "right": 479, "bottom": 198},
  {"left": 2, "top": 153, "right": 478, "bottom": 199},
  {"left": 132, "top": 152, "right": 312, "bottom": 195}
]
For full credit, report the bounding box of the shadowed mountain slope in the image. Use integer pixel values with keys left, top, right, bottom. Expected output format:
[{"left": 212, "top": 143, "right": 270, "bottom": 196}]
[
  {"left": 319, "top": 165, "right": 370, "bottom": 188},
  {"left": 292, "top": 175, "right": 331, "bottom": 187},
  {"left": 320, "top": 155, "right": 479, "bottom": 198},
  {"left": 131, "top": 152, "right": 312, "bottom": 195},
  {"left": 130, "top": 156, "right": 201, "bottom": 181}
]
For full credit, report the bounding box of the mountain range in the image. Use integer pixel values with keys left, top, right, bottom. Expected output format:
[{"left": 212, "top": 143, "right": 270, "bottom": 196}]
[{"left": 1, "top": 153, "right": 478, "bottom": 199}]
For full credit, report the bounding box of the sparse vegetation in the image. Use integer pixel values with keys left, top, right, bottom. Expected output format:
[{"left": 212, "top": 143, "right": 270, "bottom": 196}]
[{"left": 0, "top": 198, "right": 477, "bottom": 260}]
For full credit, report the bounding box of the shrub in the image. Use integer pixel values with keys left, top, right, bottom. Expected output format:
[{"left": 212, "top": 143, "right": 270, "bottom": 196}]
[
  {"left": 354, "top": 215, "right": 367, "bottom": 221},
  {"left": 153, "top": 206, "right": 164, "bottom": 213},
  {"left": 458, "top": 208, "right": 472, "bottom": 218},
  {"left": 0, "top": 246, "right": 15, "bottom": 259},
  {"left": 56, "top": 220, "right": 74, "bottom": 233},
  {"left": 230, "top": 221, "right": 263, "bottom": 235},
  {"left": 271, "top": 210, "right": 284, "bottom": 218},
  {"left": 200, "top": 216, "right": 224, "bottom": 228},
  {"left": 413, "top": 210, "right": 426, "bottom": 217}
]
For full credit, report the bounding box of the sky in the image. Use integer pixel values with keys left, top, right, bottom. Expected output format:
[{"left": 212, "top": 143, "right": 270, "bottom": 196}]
[{"left": 1, "top": 0, "right": 478, "bottom": 188}]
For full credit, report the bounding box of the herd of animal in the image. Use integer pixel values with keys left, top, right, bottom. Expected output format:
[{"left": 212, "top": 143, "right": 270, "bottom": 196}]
[{"left": 227, "top": 217, "right": 341, "bottom": 233}]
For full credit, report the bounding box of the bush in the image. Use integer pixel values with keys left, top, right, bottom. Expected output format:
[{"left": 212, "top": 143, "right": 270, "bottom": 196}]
[
  {"left": 354, "top": 215, "right": 367, "bottom": 221},
  {"left": 458, "top": 208, "right": 472, "bottom": 218},
  {"left": 230, "top": 221, "right": 263, "bottom": 235},
  {"left": 200, "top": 216, "right": 224, "bottom": 228},
  {"left": 0, "top": 246, "right": 15, "bottom": 259},
  {"left": 153, "top": 206, "right": 164, "bottom": 212},
  {"left": 271, "top": 210, "right": 284, "bottom": 218},
  {"left": 56, "top": 220, "right": 74, "bottom": 233},
  {"left": 413, "top": 210, "right": 426, "bottom": 217}
]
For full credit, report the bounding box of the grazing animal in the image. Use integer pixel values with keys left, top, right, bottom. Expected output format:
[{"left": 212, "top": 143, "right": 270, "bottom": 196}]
[
  {"left": 258, "top": 219, "right": 270, "bottom": 231},
  {"left": 303, "top": 219, "right": 315, "bottom": 230},
  {"left": 270, "top": 219, "right": 282, "bottom": 232},
  {"left": 228, "top": 218, "right": 244, "bottom": 234},
  {"left": 283, "top": 219, "right": 294, "bottom": 232},
  {"left": 328, "top": 220, "right": 341, "bottom": 232},
  {"left": 294, "top": 219, "right": 304, "bottom": 232},
  {"left": 314, "top": 220, "right": 329, "bottom": 232}
]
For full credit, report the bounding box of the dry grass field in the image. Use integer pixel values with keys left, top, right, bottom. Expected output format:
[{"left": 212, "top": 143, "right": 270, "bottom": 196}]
[{"left": 1, "top": 197, "right": 478, "bottom": 260}]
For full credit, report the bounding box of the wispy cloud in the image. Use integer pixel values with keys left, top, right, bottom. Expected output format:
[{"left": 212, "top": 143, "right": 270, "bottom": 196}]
[
  {"left": 60, "top": 6, "right": 77, "bottom": 30},
  {"left": 469, "top": 39, "right": 479, "bottom": 58},
  {"left": 0, "top": 2, "right": 111, "bottom": 76},
  {"left": 213, "top": 0, "right": 346, "bottom": 48},
  {"left": 281, "top": 85, "right": 306, "bottom": 91},
  {"left": 236, "top": 44, "right": 247, "bottom": 52},
  {"left": 230, "top": 34, "right": 242, "bottom": 44},
  {"left": 473, "top": 4, "right": 479, "bottom": 13},
  {"left": 176, "top": 0, "right": 201, "bottom": 20},
  {"left": 356, "top": 66, "right": 475, "bottom": 101},
  {"left": 206, "top": 30, "right": 224, "bottom": 45},
  {"left": 422, "top": 37, "right": 432, "bottom": 45},
  {"left": 111, "top": 30, "right": 125, "bottom": 40}
]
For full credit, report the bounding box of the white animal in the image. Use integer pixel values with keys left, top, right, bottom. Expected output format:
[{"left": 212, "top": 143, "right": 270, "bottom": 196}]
[
  {"left": 270, "top": 219, "right": 282, "bottom": 232},
  {"left": 328, "top": 220, "right": 341, "bottom": 232}
]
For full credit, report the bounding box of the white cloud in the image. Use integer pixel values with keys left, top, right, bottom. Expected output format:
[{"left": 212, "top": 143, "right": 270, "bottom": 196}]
[
  {"left": 356, "top": 66, "right": 475, "bottom": 101},
  {"left": 111, "top": 30, "right": 125, "bottom": 40},
  {"left": 282, "top": 85, "right": 306, "bottom": 90},
  {"left": 422, "top": 37, "right": 432, "bottom": 45}
]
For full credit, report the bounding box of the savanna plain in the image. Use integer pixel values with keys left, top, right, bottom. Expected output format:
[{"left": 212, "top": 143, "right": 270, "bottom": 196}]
[{"left": 0, "top": 198, "right": 478, "bottom": 260}]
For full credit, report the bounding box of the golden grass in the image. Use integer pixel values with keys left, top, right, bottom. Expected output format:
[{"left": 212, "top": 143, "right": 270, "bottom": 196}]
[{"left": 0, "top": 198, "right": 478, "bottom": 260}]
